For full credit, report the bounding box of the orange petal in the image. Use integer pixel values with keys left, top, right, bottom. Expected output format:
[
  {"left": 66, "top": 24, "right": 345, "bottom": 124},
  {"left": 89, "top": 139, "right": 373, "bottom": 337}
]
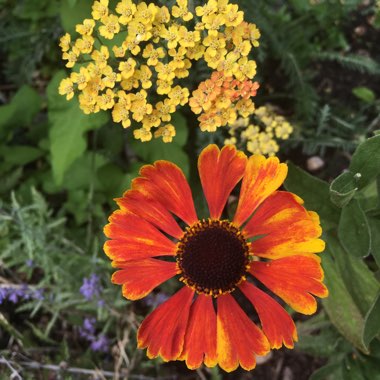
[
  {"left": 216, "top": 294, "right": 270, "bottom": 372},
  {"left": 244, "top": 191, "right": 325, "bottom": 259},
  {"left": 179, "top": 295, "right": 217, "bottom": 369},
  {"left": 198, "top": 144, "right": 247, "bottom": 219},
  {"left": 134, "top": 161, "right": 197, "bottom": 225},
  {"left": 233, "top": 155, "right": 288, "bottom": 227},
  {"left": 104, "top": 211, "right": 176, "bottom": 261},
  {"left": 137, "top": 287, "right": 194, "bottom": 361},
  {"left": 111, "top": 259, "right": 177, "bottom": 300},
  {"left": 250, "top": 256, "right": 328, "bottom": 315},
  {"left": 239, "top": 282, "right": 297, "bottom": 349},
  {"left": 116, "top": 189, "right": 183, "bottom": 239}
]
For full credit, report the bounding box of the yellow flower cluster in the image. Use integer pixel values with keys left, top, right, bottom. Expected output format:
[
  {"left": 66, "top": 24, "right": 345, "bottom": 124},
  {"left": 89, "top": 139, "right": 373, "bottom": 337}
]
[
  {"left": 58, "top": 0, "right": 260, "bottom": 142},
  {"left": 225, "top": 105, "right": 294, "bottom": 156}
]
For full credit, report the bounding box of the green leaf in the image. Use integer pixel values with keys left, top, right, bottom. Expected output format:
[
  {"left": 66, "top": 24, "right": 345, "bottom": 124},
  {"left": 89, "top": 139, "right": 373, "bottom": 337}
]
[
  {"left": 47, "top": 71, "right": 108, "bottom": 185},
  {"left": 322, "top": 253, "right": 369, "bottom": 354},
  {"left": 0, "top": 145, "right": 44, "bottom": 165},
  {"left": 330, "top": 171, "right": 359, "bottom": 208},
  {"left": 310, "top": 362, "right": 342, "bottom": 380},
  {"left": 0, "top": 85, "right": 41, "bottom": 138},
  {"left": 352, "top": 86, "right": 376, "bottom": 103},
  {"left": 284, "top": 162, "right": 340, "bottom": 229},
  {"left": 327, "top": 235, "right": 379, "bottom": 316},
  {"left": 363, "top": 293, "right": 380, "bottom": 350},
  {"left": 338, "top": 199, "right": 371, "bottom": 258},
  {"left": 368, "top": 217, "right": 380, "bottom": 266},
  {"left": 350, "top": 135, "right": 380, "bottom": 190}
]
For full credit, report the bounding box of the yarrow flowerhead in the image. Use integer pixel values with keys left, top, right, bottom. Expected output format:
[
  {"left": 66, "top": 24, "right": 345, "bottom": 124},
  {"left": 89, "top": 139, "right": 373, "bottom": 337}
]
[
  {"left": 225, "top": 105, "right": 294, "bottom": 156},
  {"left": 58, "top": 0, "right": 260, "bottom": 142},
  {"left": 103, "top": 144, "right": 328, "bottom": 372}
]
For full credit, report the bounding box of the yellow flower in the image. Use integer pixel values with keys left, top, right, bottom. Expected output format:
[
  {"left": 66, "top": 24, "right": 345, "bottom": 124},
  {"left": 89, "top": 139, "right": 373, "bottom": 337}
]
[
  {"left": 204, "top": 47, "right": 226, "bottom": 69},
  {"left": 217, "top": 53, "right": 238, "bottom": 76},
  {"left": 59, "top": 33, "right": 71, "bottom": 52},
  {"left": 99, "top": 14, "right": 120, "bottom": 39},
  {"left": 143, "top": 44, "right": 165, "bottom": 66},
  {"left": 134, "top": 127, "right": 152, "bottom": 142},
  {"left": 168, "top": 46, "right": 187, "bottom": 68},
  {"left": 230, "top": 39, "right": 251, "bottom": 60},
  {"left": 154, "top": 5, "right": 171, "bottom": 24},
  {"left": 97, "top": 89, "right": 115, "bottom": 110},
  {"left": 115, "top": 0, "right": 136, "bottom": 25},
  {"left": 156, "top": 99, "right": 176, "bottom": 121},
  {"left": 91, "top": 46, "right": 109, "bottom": 68},
  {"left": 220, "top": 107, "right": 238, "bottom": 126},
  {"left": 58, "top": 78, "right": 75, "bottom": 100},
  {"left": 203, "top": 13, "right": 225, "bottom": 35},
  {"left": 186, "top": 43, "right": 206, "bottom": 60},
  {"left": 62, "top": 46, "right": 80, "bottom": 68},
  {"left": 92, "top": 0, "right": 109, "bottom": 20},
  {"left": 275, "top": 122, "right": 293, "bottom": 139},
  {"left": 71, "top": 67, "right": 90, "bottom": 90},
  {"left": 234, "top": 57, "right": 257, "bottom": 80},
  {"left": 154, "top": 124, "right": 176, "bottom": 142},
  {"left": 162, "top": 24, "right": 181, "bottom": 49},
  {"left": 142, "top": 110, "right": 161, "bottom": 129},
  {"left": 196, "top": 0, "right": 218, "bottom": 18},
  {"left": 122, "top": 37, "right": 141, "bottom": 55},
  {"left": 118, "top": 58, "right": 136, "bottom": 79},
  {"left": 174, "top": 59, "right": 191, "bottom": 78},
  {"left": 135, "top": 65, "right": 153, "bottom": 89},
  {"left": 236, "top": 98, "right": 255, "bottom": 118},
  {"left": 76, "top": 19, "right": 96, "bottom": 35},
  {"left": 203, "top": 34, "right": 226, "bottom": 57},
  {"left": 157, "top": 79, "right": 173, "bottom": 95},
  {"left": 155, "top": 61, "right": 176, "bottom": 81},
  {"left": 172, "top": 0, "right": 193, "bottom": 22},
  {"left": 135, "top": 2, "right": 157, "bottom": 25},
  {"left": 224, "top": 4, "right": 244, "bottom": 27},
  {"left": 248, "top": 23, "right": 261, "bottom": 47},
  {"left": 79, "top": 89, "right": 100, "bottom": 114},
  {"left": 128, "top": 20, "right": 152, "bottom": 42},
  {"left": 131, "top": 100, "right": 153, "bottom": 122},
  {"left": 101, "top": 66, "right": 121, "bottom": 88},
  {"left": 86, "top": 77, "right": 105, "bottom": 95},
  {"left": 112, "top": 45, "right": 126, "bottom": 58},
  {"left": 199, "top": 112, "right": 222, "bottom": 132},
  {"left": 224, "top": 136, "right": 237, "bottom": 145},
  {"left": 168, "top": 85, "right": 189, "bottom": 106},
  {"left": 178, "top": 26, "right": 200, "bottom": 48},
  {"left": 75, "top": 35, "right": 95, "bottom": 54},
  {"left": 112, "top": 96, "right": 132, "bottom": 128}
]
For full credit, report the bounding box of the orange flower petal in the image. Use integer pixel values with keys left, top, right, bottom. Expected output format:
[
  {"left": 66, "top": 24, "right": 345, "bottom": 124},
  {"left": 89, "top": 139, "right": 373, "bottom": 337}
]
[
  {"left": 116, "top": 189, "right": 183, "bottom": 239},
  {"left": 217, "top": 294, "right": 270, "bottom": 372},
  {"left": 111, "top": 259, "right": 178, "bottom": 301},
  {"left": 233, "top": 155, "right": 288, "bottom": 227},
  {"left": 198, "top": 144, "right": 247, "bottom": 219},
  {"left": 104, "top": 211, "right": 176, "bottom": 261},
  {"left": 179, "top": 295, "right": 217, "bottom": 369},
  {"left": 239, "top": 282, "right": 298, "bottom": 349},
  {"left": 250, "top": 256, "right": 328, "bottom": 315},
  {"left": 137, "top": 287, "right": 194, "bottom": 361},
  {"left": 134, "top": 161, "right": 198, "bottom": 225},
  {"left": 244, "top": 191, "right": 325, "bottom": 259}
]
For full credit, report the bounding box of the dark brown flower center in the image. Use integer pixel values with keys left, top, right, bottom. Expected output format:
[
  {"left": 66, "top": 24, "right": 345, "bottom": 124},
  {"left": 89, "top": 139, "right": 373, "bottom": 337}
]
[{"left": 176, "top": 219, "right": 251, "bottom": 297}]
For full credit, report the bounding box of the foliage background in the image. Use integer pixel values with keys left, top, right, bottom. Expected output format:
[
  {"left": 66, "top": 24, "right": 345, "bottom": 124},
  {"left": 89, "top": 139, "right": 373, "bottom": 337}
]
[{"left": 0, "top": 0, "right": 380, "bottom": 379}]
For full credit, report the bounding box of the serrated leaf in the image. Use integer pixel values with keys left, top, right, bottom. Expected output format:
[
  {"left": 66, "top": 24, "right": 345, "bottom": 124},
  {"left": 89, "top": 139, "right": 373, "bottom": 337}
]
[
  {"left": 330, "top": 171, "right": 358, "bottom": 208},
  {"left": 322, "top": 253, "right": 369, "bottom": 354},
  {"left": 338, "top": 199, "right": 371, "bottom": 258},
  {"left": 47, "top": 71, "right": 108, "bottom": 185},
  {"left": 350, "top": 135, "right": 380, "bottom": 190},
  {"left": 284, "top": 162, "right": 340, "bottom": 229}
]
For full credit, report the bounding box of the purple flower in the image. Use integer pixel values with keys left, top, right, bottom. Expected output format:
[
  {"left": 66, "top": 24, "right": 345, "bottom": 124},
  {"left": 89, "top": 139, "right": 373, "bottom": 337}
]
[
  {"left": 0, "top": 288, "right": 8, "bottom": 304},
  {"left": 80, "top": 274, "right": 101, "bottom": 301},
  {"left": 8, "top": 287, "right": 25, "bottom": 303},
  {"left": 26, "top": 259, "right": 34, "bottom": 267},
  {"left": 90, "top": 334, "right": 109, "bottom": 352},
  {"left": 79, "top": 317, "right": 96, "bottom": 339},
  {"left": 33, "top": 288, "right": 44, "bottom": 301}
]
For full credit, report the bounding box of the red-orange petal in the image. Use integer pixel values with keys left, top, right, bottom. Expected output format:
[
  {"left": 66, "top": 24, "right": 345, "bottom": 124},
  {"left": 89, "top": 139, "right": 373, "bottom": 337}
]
[
  {"left": 104, "top": 211, "right": 176, "bottom": 261},
  {"left": 133, "top": 161, "right": 197, "bottom": 225},
  {"left": 250, "top": 256, "right": 329, "bottom": 315},
  {"left": 244, "top": 191, "right": 325, "bottom": 259},
  {"left": 137, "top": 287, "right": 194, "bottom": 361},
  {"left": 116, "top": 189, "right": 183, "bottom": 239},
  {"left": 111, "top": 259, "right": 178, "bottom": 301},
  {"left": 179, "top": 295, "right": 217, "bottom": 369},
  {"left": 239, "top": 282, "right": 298, "bottom": 349},
  {"left": 198, "top": 144, "right": 247, "bottom": 219},
  {"left": 217, "top": 294, "right": 270, "bottom": 372},
  {"left": 233, "top": 155, "right": 288, "bottom": 227}
]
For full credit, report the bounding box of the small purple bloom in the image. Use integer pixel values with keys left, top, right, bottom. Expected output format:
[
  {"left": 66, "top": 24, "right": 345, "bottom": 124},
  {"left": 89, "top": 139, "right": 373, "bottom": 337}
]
[
  {"left": 80, "top": 274, "right": 101, "bottom": 301},
  {"left": 79, "top": 317, "right": 96, "bottom": 339},
  {"left": 26, "top": 259, "right": 34, "bottom": 267},
  {"left": 0, "top": 288, "right": 8, "bottom": 304},
  {"left": 8, "top": 287, "right": 25, "bottom": 303},
  {"left": 33, "top": 288, "right": 44, "bottom": 301},
  {"left": 90, "top": 334, "right": 109, "bottom": 352}
]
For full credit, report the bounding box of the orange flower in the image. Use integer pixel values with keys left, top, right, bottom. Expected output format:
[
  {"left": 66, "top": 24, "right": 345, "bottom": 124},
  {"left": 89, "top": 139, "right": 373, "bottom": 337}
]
[{"left": 103, "top": 145, "right": 328, "bottom": 372}]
